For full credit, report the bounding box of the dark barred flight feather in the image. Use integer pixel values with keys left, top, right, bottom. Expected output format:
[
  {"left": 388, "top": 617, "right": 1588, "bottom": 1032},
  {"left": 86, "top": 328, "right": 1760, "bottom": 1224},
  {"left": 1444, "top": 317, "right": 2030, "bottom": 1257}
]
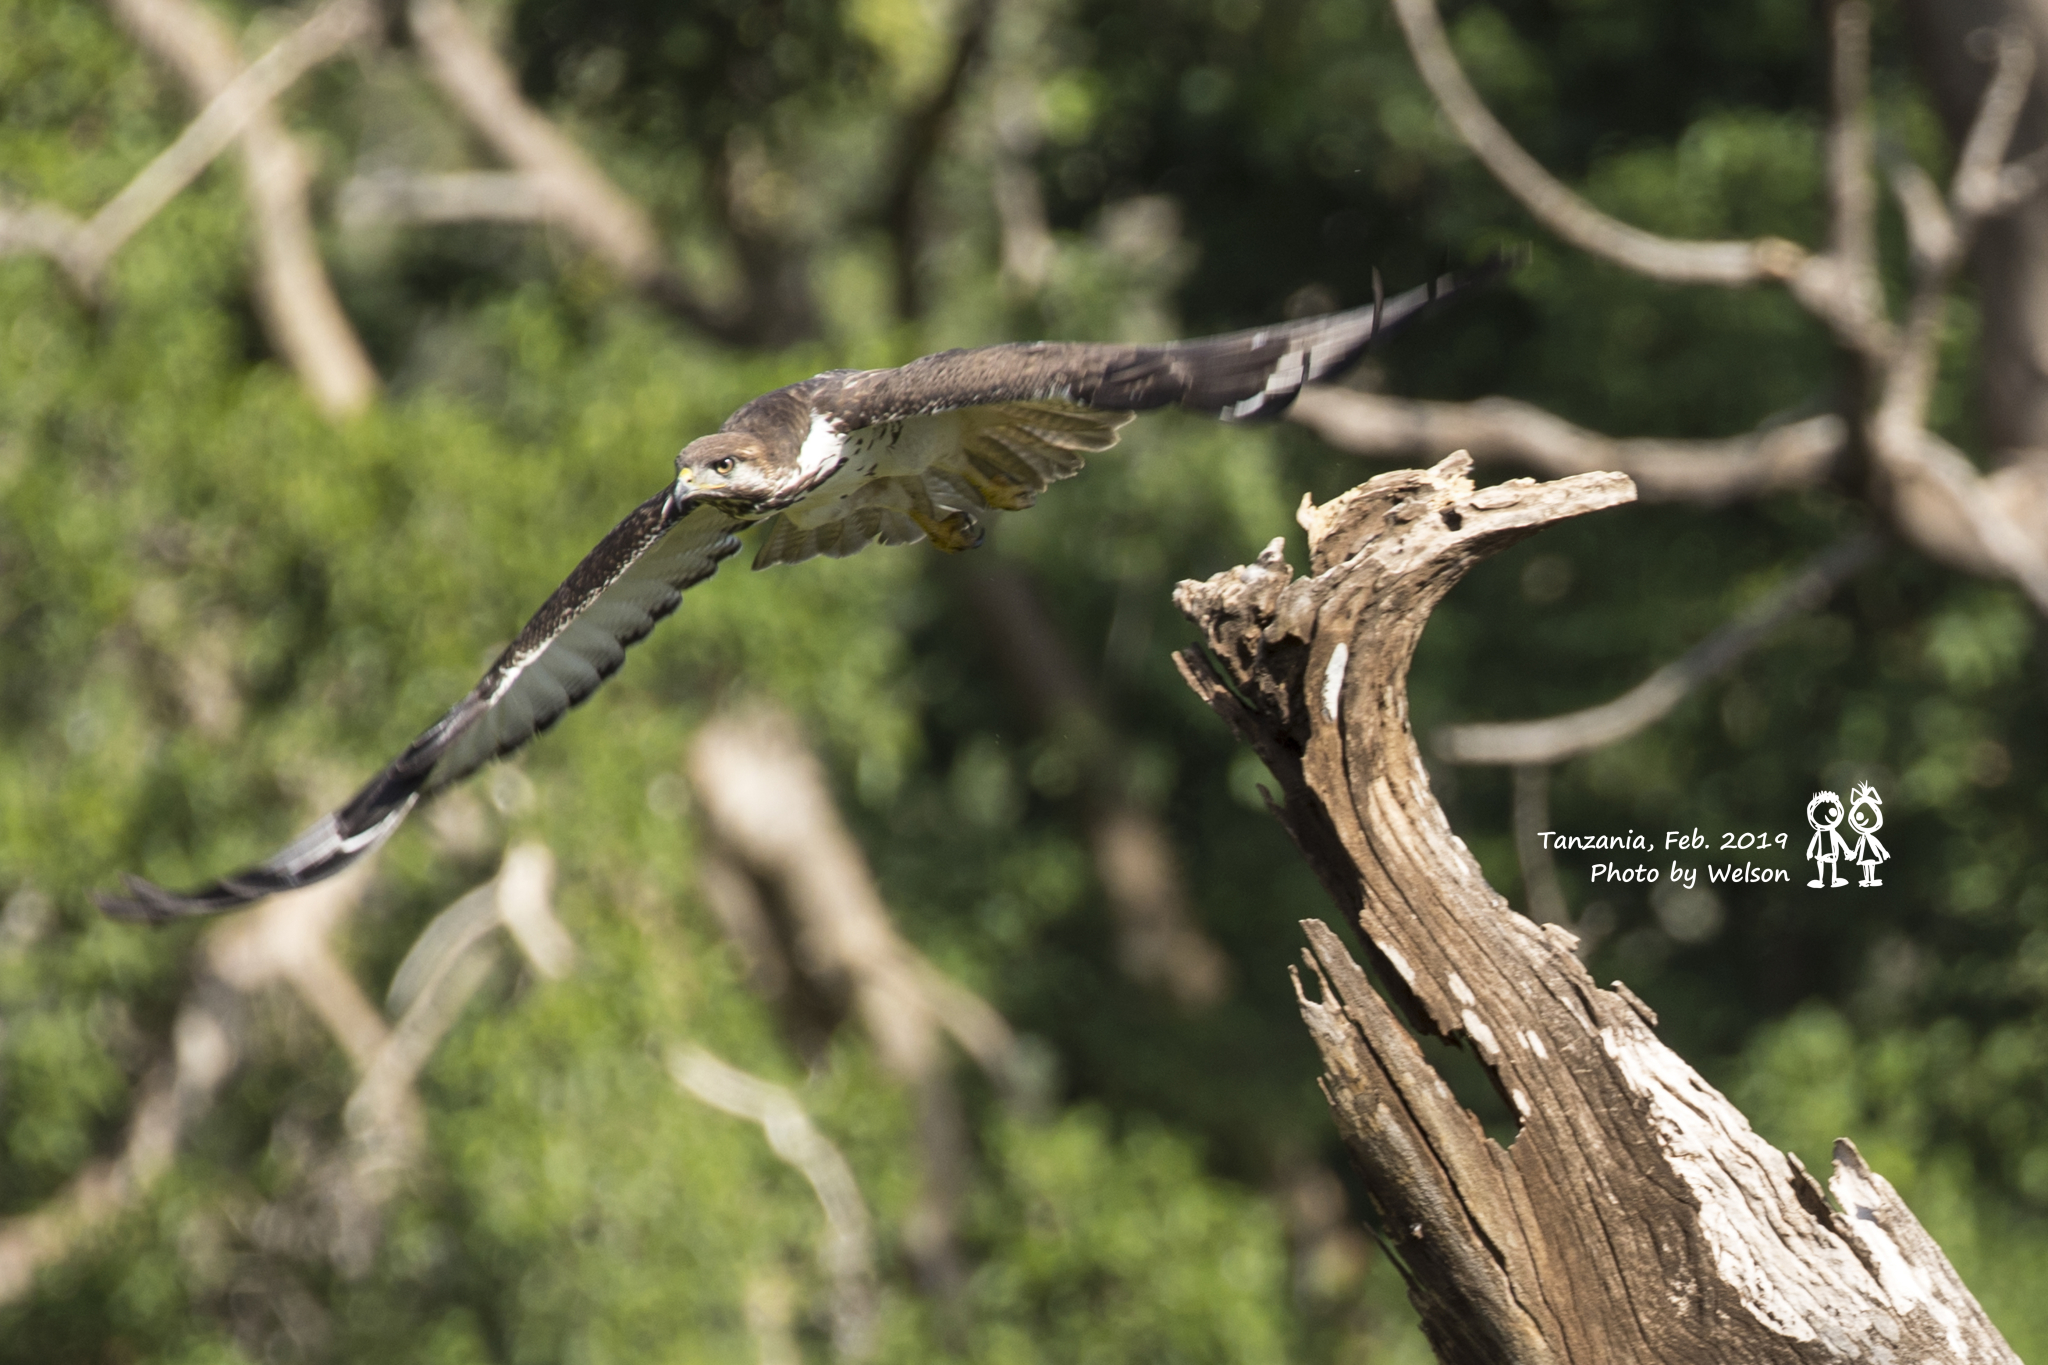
[
  {"left": 100, "top": 493, "right": 742, "bottom": 922},
  {"left": 101, "top": 255, "right": 1509, "bottom": 921},
  {"left": 814, "top": 261, "right": 1503, "bottom": 431}
]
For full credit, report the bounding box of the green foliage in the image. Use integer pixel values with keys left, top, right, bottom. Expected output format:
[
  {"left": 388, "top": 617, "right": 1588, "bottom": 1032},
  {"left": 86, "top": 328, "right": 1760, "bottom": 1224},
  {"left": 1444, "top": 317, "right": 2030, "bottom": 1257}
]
[
  {"left": 3, "top": 0, "right": 2046, "bottom": 1358},
  {"left": 959, "top": 1111, "right": 1289, "bottom": 1364}
]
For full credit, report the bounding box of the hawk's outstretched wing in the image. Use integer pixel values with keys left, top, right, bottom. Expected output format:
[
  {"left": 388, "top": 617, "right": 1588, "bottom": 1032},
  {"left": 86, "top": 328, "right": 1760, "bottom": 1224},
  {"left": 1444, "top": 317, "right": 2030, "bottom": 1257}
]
[
  {"left": 101, "top": 492, "right": 743, "bottom": 921},
  {"left": 816, "top": 263, "right": 1498, "bottom": 430},
  {"left": 101, "top": 257, "right": 1509, "bottom": 918},
  {"left": 745, "top": 263, "right": 1502, "bottom": 567}
]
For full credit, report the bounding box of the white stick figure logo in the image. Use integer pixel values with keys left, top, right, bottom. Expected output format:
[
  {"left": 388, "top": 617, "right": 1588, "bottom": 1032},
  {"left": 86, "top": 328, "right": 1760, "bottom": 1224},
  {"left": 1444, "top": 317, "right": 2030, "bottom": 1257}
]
[
  {"left": 1845, "top": 782, "right": 1887, "bottom": 887},
  {"left": 1805, "top": 791, "right": 1851, "bottom": 888}
]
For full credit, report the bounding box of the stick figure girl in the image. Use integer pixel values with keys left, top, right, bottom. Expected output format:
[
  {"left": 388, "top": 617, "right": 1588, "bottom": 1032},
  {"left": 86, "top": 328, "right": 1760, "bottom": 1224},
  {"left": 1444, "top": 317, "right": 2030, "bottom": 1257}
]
[
  {"left": 1806, "top": 791, "right": 1850, "bottom": 888},
  {"left": 1845, "top": 782, "right": 1888, "bottom": 887}
]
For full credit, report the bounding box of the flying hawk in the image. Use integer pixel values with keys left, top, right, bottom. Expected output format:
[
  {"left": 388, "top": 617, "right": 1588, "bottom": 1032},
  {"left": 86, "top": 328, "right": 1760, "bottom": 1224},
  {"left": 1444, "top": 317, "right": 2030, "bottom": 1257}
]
[{"left": 101, "top": 263, "right": 1501, "bottom": 921}]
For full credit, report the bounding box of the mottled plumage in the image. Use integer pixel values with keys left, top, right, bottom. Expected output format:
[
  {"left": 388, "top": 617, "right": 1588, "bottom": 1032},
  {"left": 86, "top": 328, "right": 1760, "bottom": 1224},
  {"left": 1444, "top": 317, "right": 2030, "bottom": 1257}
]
[{"left": 100, "top": 261, "right": 1503, "bottom": 921}]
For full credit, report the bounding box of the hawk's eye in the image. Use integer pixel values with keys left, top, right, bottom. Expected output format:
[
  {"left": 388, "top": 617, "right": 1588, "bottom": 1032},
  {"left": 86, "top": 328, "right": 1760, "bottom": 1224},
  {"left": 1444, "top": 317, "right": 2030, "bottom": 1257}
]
[{"left": 713, "top": 457, "right": 737, "bottom": 476}]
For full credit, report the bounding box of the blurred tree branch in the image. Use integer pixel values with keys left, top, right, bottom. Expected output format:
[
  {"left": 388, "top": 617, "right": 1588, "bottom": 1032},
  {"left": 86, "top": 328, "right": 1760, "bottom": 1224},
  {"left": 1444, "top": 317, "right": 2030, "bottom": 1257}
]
[
  {"left": 0, "top": 0, "right": 373, "bottom": 294},
  {"left": 336, "top": 169, "right": 551, "bottom": 227},
  {"left": 0, "top": 862, "right": 374, "bottom": 1306},
  {"left": 0, "top": 203, "right": 93, "bottom": 292},
  {"left": 1440, "top": 523, "right": 1880, "bottom": 958},
  {"left": 1291, "top": 391, "right": 1845, "bottom": 504},
  {"left": 880, "top": 0, "right": 998, "bottom": 320},
  {"left": 671, "top": 1046, "right": 880, "bottom": 1362},
  {"left": 1364, "top": 0, "right": 2048, "bottom": 614},
  {"left": 1909, "top": 0, "right": 2048, "bottom": 510},
  {"left": 0, "top": 845, "right": 572, "bottom": 1299},
  {"left": 687, "top": 708, "right": 1028, "bottom": 1304},
  {"left": 987, "top": 0, "right": 1056, "bottom": 297},
  {"left": 1387, "top": 0, "right": 1806, "bottom": 287},
  {"left": 1173, "top": 456, "right": 2020, "bottom": 1362},
  {"left": 344, "top": 844, "right": 570, "bottom": 1211},
  {"left": 1435, "top": 531, "right": 1881, "bottom": 765},
  {"left": 105, "top": 0, "right": 380, "bottom": 417},
  {"left": 370, "top": 0, "right": 1021, "bottom": 337},
  {"left": 400, "top": 0, "right": 767, "bottom": 342},
  {"left": 0, "top": 983, "right": 234, "bottom": 1307}
]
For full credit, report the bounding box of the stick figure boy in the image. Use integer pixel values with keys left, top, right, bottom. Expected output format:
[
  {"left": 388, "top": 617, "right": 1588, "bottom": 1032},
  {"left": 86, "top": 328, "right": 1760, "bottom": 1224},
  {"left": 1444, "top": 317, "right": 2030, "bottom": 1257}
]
[
  {"left": 1845, "top": 781, "right": 1888, "bottom": 887},
  {"left": 1806, "top": 790, "right": 1850, "bottom": 888}
]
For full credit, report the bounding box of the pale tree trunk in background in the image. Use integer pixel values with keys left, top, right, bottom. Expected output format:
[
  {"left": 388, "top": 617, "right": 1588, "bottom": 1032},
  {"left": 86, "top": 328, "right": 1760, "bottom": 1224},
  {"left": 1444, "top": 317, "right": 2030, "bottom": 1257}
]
[
  {"left": 1907, "top": 0, "right": 2048, "bottom": 530},
  {"left": 686, "top": 709, "right": 1032, "bottom": 1309},
  {"left": 963, "top": 560, "right": 1232, "bottom": 1008}
]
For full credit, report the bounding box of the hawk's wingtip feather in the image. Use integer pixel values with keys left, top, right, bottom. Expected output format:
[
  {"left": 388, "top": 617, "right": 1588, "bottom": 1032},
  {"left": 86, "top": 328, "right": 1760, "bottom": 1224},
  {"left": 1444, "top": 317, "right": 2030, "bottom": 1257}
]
[{"left": 96, "top": 874, "right": 223, "bottom": 925}]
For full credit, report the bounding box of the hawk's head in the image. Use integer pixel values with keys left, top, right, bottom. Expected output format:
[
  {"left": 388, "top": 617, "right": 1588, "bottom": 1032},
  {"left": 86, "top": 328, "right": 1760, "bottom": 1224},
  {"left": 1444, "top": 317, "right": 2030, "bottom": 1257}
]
[{"left": 676, "top": 433, "right": 783, "bottom": 504}]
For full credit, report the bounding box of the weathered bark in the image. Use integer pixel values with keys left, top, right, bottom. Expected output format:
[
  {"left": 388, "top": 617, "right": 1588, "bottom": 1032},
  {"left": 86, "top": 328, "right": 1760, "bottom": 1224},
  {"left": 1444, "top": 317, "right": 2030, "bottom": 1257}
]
[{"left": 1173, "top": 454, "right": 2019, "bottom": 1363}]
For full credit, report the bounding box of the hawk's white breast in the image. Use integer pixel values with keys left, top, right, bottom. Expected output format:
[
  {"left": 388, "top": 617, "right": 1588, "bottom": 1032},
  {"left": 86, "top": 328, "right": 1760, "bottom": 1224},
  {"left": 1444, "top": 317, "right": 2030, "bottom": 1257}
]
[{"left": 782, "top": 412, "right": 961, "bottom": 530}]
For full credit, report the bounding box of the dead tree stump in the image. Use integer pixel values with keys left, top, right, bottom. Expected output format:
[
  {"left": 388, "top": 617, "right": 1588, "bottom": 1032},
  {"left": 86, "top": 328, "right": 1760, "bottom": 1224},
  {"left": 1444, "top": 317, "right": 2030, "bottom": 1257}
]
[{"left": 1173, "top": 453, "right": 2018, "bottom": 1364}]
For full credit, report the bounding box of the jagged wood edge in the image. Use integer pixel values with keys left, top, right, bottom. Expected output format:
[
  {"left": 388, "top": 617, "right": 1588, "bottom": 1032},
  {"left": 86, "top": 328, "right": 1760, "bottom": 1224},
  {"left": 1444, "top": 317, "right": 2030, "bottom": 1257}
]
[{"left": 1171, "top": 454, "right": 2018, "bottom": 1365}]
